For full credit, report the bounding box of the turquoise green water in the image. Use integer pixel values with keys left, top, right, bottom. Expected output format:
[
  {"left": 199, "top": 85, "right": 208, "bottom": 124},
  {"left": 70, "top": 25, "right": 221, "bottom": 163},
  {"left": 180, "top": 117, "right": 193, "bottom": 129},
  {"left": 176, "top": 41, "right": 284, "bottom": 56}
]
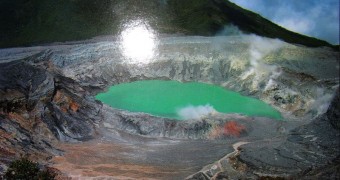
[{"left": 95, "top": 80, "right": 282, "bottom": 120}]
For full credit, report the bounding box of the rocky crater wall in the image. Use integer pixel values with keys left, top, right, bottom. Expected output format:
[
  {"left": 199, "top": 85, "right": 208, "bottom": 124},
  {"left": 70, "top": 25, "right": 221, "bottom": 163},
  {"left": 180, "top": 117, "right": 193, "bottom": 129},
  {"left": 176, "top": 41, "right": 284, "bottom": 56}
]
[
  {"left": 0, "top": 35, "right": 339, "bottom": 177},
  {"left": 0, "top": 35, "right": 338, "bottom": 141},
  {"left": 49, "top": 36, "right": 338, "bottom": 120}
]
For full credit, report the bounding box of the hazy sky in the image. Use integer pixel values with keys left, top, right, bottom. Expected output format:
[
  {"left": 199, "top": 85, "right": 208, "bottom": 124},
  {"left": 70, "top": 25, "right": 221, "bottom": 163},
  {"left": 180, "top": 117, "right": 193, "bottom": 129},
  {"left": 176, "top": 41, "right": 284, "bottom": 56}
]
[{"left": 229, "top": 0, "right": 339, "bottom": 44}]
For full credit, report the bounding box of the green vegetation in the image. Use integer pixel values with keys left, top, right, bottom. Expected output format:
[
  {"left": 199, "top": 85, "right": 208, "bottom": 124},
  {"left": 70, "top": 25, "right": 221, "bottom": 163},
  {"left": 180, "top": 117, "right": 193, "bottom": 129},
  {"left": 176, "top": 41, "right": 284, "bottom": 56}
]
[
  {"left": 0, "top": 0, "right": 335, "bottom": 49},
  {"left": 0, "top": 0, "right": 117, "bottom": 47},
  {"left": 4, "top": 157, "right": 56, "bottom": 180},
  {"left": 167, "top": 0, "right": 227, "bottom": 35},
  {"left": 96, "top": 80, "right": 282, "bottom": 120}
]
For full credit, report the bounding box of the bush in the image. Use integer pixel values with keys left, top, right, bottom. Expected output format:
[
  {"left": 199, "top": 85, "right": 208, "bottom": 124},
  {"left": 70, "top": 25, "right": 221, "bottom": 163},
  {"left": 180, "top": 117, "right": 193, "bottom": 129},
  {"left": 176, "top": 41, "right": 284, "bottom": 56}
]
[{"left": 4, "top": 158, "right": 56, "bottom": 180}]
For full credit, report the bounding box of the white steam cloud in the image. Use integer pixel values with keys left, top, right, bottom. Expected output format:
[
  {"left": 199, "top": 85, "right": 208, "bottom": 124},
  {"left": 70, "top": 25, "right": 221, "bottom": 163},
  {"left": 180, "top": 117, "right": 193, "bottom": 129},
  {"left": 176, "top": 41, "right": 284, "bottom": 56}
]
[
  {"left": 177, "top": 104, "right": 217, "bottom": 120},
  {"left": 240, "top": 35, "right": 284, "bottom": 91},
  {"left": 216, "top": 24, "right": 243, "bottom": 36},
  {"left": 310, "top": 88, "right": 334, "bottom": 117}
]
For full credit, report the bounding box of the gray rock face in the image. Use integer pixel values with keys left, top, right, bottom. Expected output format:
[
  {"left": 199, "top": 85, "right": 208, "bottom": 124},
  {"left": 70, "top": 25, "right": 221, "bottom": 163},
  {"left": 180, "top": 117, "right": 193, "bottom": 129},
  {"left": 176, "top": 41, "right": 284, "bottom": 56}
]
[
  {"left": 0, "top": 60, "right": 54, "bottom": 111},
  {"left": 327, "top": 89, "right": 340, "bottom": 130},
  {"left": 0, "top": 54, "right": 102, "bottom": 171},
  {"left": 0, "top": 60, "right": 60, "bottom": 170}
]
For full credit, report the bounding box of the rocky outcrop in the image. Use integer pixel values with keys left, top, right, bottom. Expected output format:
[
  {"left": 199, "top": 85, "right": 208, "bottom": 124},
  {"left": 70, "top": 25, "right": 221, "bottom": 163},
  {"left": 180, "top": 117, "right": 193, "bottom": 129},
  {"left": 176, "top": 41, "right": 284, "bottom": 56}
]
[
  {"left": 0, "top": 60, "right": 59, "bottom": 172},
  {"left": 0, "top": 57, "right": 102, "bottom": 173},
  {"left": 42, "top": 74, "right": 102, "bottom": 141},
  {"left": 0, "top": 60, "right": 54, "bottom": 112}
]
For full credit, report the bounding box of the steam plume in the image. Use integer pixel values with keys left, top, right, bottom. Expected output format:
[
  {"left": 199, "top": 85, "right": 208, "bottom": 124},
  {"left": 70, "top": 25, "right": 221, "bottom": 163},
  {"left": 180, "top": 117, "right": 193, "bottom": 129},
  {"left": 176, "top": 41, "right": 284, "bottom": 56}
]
[
  {"left": 177, "top": 104, "right": 216, "bottom": 120},
  {"left": 241, "top": 35, "right": 284, "bottom": 90}
]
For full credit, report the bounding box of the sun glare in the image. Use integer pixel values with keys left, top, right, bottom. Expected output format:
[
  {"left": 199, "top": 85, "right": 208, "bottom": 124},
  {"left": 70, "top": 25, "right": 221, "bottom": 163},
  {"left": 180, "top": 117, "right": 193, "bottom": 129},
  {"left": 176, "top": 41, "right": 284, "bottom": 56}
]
[{"left": 120, "top": 21, "right": 157, "bottom": 63}]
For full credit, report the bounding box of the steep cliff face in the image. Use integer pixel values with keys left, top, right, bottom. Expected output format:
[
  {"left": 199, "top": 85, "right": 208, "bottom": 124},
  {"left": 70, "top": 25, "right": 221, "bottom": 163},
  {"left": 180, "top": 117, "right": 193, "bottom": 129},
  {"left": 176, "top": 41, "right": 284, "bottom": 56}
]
[
  {"left": 0, "top": 56, "right": 102, "bottom": 172},
  {"left": 0, "top": 60, "right": 58, "bottom": 172}
]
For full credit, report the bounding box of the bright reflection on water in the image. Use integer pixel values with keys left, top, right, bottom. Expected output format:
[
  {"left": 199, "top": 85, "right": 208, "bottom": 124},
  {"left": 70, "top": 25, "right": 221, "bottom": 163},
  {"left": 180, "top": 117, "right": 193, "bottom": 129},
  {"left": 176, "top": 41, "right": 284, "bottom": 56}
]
[{"left": 120, "top": 20, "right": 157, "bottom": 63}]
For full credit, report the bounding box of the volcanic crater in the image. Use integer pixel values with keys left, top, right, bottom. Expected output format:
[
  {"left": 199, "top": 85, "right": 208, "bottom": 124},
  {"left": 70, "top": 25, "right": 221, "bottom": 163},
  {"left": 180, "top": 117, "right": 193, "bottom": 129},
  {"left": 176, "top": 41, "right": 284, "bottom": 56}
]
[{"left": 0, "top": 34, "right": 339, "bottom": 179}]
